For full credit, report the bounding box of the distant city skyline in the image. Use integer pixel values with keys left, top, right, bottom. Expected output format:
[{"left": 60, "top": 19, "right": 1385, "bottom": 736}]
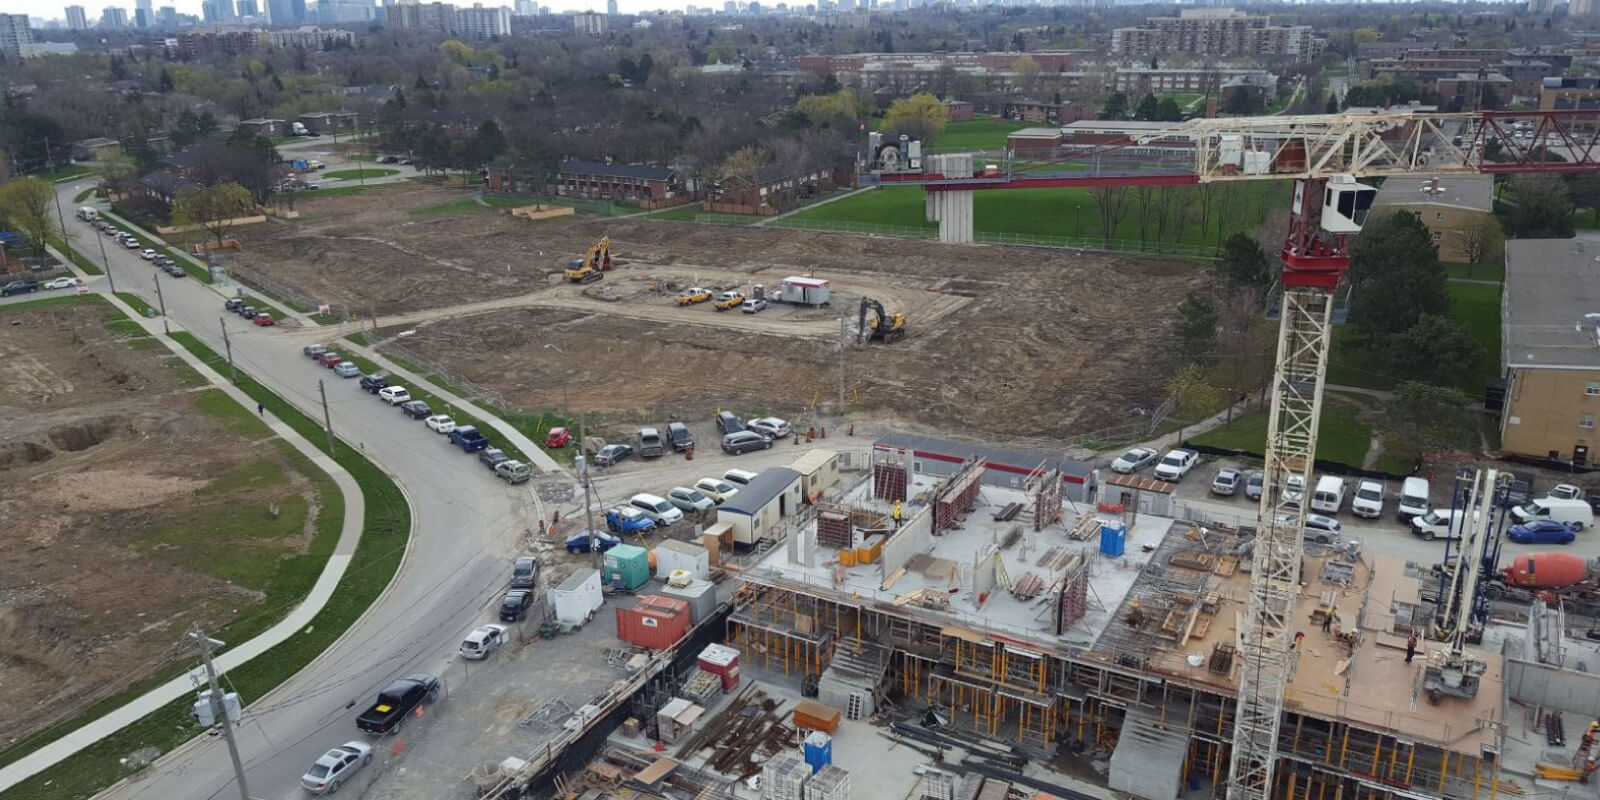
[{"left": 27, "top": 0, "right": 641, "bottom": 25}]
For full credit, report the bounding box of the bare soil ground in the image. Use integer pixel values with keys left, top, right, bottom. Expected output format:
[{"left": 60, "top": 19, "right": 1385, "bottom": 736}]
[
  {"left": 238, "top": 186, "right": 1206, "bottom": 437},
  {"left": 0, "top": 301, "right": 327, "bottom": 747}
]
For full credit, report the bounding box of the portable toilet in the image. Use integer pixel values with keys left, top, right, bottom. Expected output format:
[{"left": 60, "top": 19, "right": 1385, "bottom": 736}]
[
  {"left": 803, "top": 731, "right": 833, "bottom": 774},
  {"left": 1100, "top": 520, "right": 1126, "bottom": 558},
  {"left": 604, "top": 543, "right": 651, "bottom": 590}
]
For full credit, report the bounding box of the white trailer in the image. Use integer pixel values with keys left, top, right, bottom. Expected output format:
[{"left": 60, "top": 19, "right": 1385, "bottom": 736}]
[
  {"left": 550, "top": 568, "right": 603, "bottom": 625},
  {"left": 778, "top": 276, "right": 831, "bottom": 307}
]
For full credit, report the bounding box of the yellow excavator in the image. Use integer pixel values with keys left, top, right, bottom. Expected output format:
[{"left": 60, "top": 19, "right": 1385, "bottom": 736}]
[
  {"left": 563, "top": 236, "right": 612, "bottom": 284},
  {"left": 858, "top": 297, "right": 906, "bottom": 343}
]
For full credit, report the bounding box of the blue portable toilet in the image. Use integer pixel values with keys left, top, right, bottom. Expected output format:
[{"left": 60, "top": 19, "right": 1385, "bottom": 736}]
[
  {"left": 1100, "top": 520, "right": 1126, "bottom": 557},
  {"left": 803, "top": 731, "right": 833, "bottom": 773}
]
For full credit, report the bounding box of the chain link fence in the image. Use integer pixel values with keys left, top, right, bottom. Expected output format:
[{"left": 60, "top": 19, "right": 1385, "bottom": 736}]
[{"left": 223, "top": 259, "right": 351, "bottom": 320}]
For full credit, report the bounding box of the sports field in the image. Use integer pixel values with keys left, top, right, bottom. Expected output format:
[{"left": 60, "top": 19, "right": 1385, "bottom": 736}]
[
  {"left": 791, "top": 182, "right": 1289, "bottom": 246},
  {"left": 928, "top": 119, "right": 1030, "bottom": 153}
]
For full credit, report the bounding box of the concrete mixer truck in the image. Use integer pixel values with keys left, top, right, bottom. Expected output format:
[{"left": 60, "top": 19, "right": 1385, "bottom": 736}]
[{"left": 1496, "top": 552, "right": 1600, "bottom": 615}]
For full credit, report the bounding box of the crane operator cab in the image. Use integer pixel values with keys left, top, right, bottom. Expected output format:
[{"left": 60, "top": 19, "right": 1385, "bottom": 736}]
[{"left": 1320, "top": 175, "right": 1378, "bottom": 234}]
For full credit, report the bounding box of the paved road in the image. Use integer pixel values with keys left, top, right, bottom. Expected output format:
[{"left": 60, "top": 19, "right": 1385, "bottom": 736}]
[{"left": 48, "top": 181, "right": 560, "bottom": 800}]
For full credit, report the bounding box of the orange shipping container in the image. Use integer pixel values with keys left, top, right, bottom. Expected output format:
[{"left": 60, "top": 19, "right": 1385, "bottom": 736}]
[
  {"left": 793, "top": 699, "right": 842, "bottom": 733},
  {"left": 617, "top": 595, "right": 692, "bottom": 650}
]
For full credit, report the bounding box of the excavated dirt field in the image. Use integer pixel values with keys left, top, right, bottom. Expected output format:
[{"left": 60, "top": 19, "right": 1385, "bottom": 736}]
[
  {"left": 0, "top": 301, "right": 327, "bottom": 746},
  {"left": 238, "top": 186, "right": 1207, "bottom": 436}
]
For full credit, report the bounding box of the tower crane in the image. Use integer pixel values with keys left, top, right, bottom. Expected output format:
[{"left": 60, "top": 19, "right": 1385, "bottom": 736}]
[{"left": 863, "top": 108, "right": 1600, "bottom": 800}]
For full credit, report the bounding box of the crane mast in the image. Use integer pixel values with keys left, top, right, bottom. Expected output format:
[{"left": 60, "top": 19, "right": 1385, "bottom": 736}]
[{"left": 1226, "top": 176, "right": 1372, "bottom": 800}]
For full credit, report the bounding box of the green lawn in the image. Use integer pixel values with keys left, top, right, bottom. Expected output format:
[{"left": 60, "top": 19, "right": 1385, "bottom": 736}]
[
  {"left": 324, "top": 168, "right": 399, "bottom": 180},
  {"left": 1190, "top": 405, "right": 1372, "bottom": 468},
  {"left": 1448, "top": 280, "right": 1502, "bottom": 392},
  {"left": 35, "top": 163, "right": 95, "bottom": 182},
  {"left": 791, "top": 183, "right": 1286, "bottom": 247},
  {"left": 72, "top": 188, "right": 96, "bottom": 204},
  {"left": 1443, "top": 260, "right": 1505, "bottom": 281},
  {"left": 928, "top": 118, "right": 1031, "bottom": 153}
]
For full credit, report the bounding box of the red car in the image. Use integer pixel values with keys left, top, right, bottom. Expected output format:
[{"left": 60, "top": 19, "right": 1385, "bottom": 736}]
[
  {"left": 317, "top": 351, "right": 343, "bottom": 367},
  {"left": 253, "top": 313, "right": 276, "bottom": 327},
  {"left": 545, "top": 427, "right": 572, "bottom": 448}
]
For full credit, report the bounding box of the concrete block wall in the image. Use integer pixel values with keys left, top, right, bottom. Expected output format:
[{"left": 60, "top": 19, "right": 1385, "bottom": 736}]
[{"left": 1505, "top": 658, "right": 1600, "bottom": 718}]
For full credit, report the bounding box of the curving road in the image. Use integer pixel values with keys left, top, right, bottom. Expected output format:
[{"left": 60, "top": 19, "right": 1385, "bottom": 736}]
[{"left": 48, "top": 182, "right": 557, "bottom": 800}]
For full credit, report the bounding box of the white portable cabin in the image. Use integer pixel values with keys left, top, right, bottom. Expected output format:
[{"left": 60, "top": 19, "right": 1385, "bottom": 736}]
[
  {"left": 778, "top": 276, "right": 831, "bottom": 306},
  {"left": 655, "top": 539, "right": 710, "bottom": 581},
  {"left": 716, "top": 467, "right": 804, "bottom": 544},
  {"left": 549, "top": 568, "right": 603, "bottom": 625},
  {"left": 789, "top": 448, "right": 841, "bottom": 502}
]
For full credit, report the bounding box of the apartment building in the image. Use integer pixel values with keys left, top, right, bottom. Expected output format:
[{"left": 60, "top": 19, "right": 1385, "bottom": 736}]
[
  {"left": 65, "top": 5, "right": 88, "bottom": 29},
  {"left": 1371, "top": 175, "right": 1494, "bottom": 263},
  {"left": 453, "top": 4, "right": 510, "bottom": 37},
  {"left": 1502, "top": 235, "right": 1600, "bottom": 464},
  {"left": 1110, "top": 9, "right": 1318, "bottom": 61},
  {"left": 1110, "top": 66, "right": 1274, "bottom": 95},
  {"left": 0, "top": 14, "right": 31, "bottom": 59},
  {"left": 573, "top": 10, "right": 606, "bottom": 33}
]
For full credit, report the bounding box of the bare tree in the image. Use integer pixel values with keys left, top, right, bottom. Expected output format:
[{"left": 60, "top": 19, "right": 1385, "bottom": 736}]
[
  {"left": 1132, "top": 185, "right": 1157, "bottom": 244},
  {"left": 1458, "top": 216, "right": 1503, "bottom": 270},
  {"left": 1090, "top": 186, "right": 1131, "bottom": 241}
]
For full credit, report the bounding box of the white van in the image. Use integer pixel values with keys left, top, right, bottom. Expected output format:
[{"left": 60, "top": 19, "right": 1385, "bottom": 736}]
[
  {"left": 1513, "top": 497, "right": 1594, "bottom": 530},
  {"left": 1351, "top": 479, "right": 1385, "bottom": 519},
  {"left": 629, "top": 493, "right": 683, "bottom": 526},
  {"left": 76, "top": 206, "right": 98, "bottom": 221},
  {"left": 1397, "top": 477, "right": 1430, "bottom": 522},
  {"left": 723, "top": 468, "right": 759, "bottom": 486},
  {"left": 1310, "top": 475, "right": 1347, "bottom": 515}
]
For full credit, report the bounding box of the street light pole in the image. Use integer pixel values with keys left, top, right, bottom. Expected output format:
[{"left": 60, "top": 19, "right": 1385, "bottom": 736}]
[{"left": 220, "top": 316, "right": 237, "bottom": 385}]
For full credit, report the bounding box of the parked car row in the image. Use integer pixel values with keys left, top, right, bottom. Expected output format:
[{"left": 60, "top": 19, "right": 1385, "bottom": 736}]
[
  {"left": 598, "top": 468, "right": 761, "bottom": 541},
  {"left": 301, "top": 342, "right": 532, "bottom": 484},
  {"left": 224, "top": 297, "right": 275, "bottom": 326}
]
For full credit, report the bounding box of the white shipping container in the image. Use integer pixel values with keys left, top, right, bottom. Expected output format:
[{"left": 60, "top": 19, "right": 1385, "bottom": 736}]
[
  {"left": 550, "top": 568, "right": 603, "bottom": 625},
  {"left": 655, "top": 540, "right": 710, "bottom": 581}
]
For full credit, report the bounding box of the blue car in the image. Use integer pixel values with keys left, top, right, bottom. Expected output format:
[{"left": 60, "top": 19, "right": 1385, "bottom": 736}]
[
  {"left": 605, "top": 507, "right": 656, "bottom": 535},
  {"left": 1508, "top": 519, "right": 1578, "bottom": 545},
  {"left": 566, "top": 530, "right": 622, "bottom": 553}
]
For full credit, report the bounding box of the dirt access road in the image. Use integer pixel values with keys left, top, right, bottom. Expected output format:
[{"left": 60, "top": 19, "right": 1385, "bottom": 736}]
[
  {"left": 235, "top": 186, "right": 1206, "bottom": 438},
  {"left": 0, "top": 299, "right": 333, "bottom": 748}
]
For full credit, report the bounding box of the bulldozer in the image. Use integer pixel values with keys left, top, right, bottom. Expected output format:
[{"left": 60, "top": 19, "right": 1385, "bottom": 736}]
[
  {"left": 563, "top": 236, "right": 612, "bottom": 284},
  {"left": 858, "top": 297, "right": 906, "bottom": 343}
]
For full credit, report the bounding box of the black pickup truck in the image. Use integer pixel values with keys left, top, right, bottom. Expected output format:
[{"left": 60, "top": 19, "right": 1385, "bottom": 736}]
[{"left": 355, "top": 673, "right": 439, "bottom": 735}]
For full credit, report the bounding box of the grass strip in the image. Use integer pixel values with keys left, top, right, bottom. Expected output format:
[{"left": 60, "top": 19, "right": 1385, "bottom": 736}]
[
  {"left": 323, "top": 168, "right": 398, "bottom": 180},
  {"left": 114, "top": 292, "right": 157, "bottom": 317},
  {"left": 47, "top": 235, "right": 104, "bottom": 275},
  {"left": 0, "top": 332, "right": 408, "bottom": 800},
  {"left": 72, "top": 188, "right": 96, "bottom": 204}
]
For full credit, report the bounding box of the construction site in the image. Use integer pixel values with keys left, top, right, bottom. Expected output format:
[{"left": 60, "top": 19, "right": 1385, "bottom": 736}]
[
  {"left": 526, "top": 449, "right": 1600, "bottom": 800},
  {"left": 232, "top": 185, "right": 1204, "bottom": 437}
]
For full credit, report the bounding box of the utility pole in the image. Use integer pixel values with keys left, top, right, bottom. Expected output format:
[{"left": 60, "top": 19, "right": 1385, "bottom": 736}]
[
  {"left": 220, "top": 316, "right": 237, "bottom": 385},
  {"left": 96, "top": 221, "right": 116, "bottom": 294},
  {"left": 318, "top": 379, "right": 336, "bottom": 456},
  {"left": 837, "top": 316, "right": 847, "bottom": 410},
  {"left": 579, "top": 415, "right": 598, "bottom": 570},
  {"left": 188, "top": 629, "right": 252, "bottom": 800},
  {"left": 153, "top": 270, "right": 169, "bottom": 334},
  {"left": 51, "top": 173, "right": 72, "bottom": 263}
]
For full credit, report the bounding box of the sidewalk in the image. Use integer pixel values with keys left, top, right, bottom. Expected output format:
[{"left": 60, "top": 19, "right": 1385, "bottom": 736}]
[{"left": 0, "top": 272, "right": 370, "bottom": 792}]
